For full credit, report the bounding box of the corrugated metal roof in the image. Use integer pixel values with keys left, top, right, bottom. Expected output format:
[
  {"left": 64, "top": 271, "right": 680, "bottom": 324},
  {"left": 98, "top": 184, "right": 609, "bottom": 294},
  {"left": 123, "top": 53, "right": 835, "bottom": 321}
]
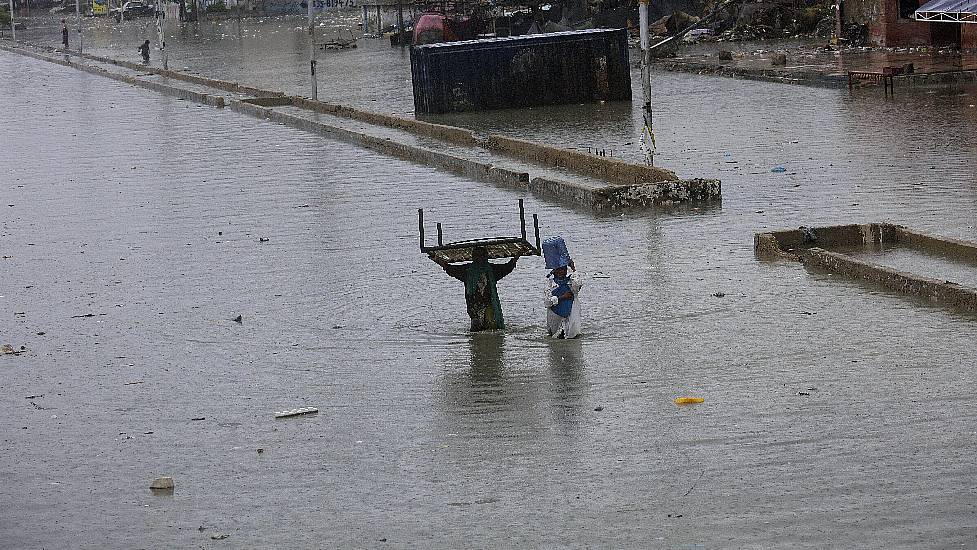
[{"left": 915, "top": 0, "right": 977, "bottom": 22}]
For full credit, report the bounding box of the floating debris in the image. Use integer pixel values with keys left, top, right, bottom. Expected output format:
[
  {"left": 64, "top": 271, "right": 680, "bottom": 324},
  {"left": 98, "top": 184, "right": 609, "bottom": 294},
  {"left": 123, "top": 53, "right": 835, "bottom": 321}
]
[
  {"left": 150, "top": 476, "right": 174, "bottom": 491},
  {"left": 274, "top": 407, "right": 319, "bottom": 418},
  {"left": 674, "top": 397, "right": 705, "bottom": 405}
]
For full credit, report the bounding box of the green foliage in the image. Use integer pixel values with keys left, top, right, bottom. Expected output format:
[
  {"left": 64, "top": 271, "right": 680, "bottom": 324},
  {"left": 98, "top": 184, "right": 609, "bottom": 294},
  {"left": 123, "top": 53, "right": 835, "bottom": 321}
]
[
  {"left": 795, "top": 3, "right": 833, "bottom": 34},
  {"left": 0, "top": 7, "right": 10, "bottom": 27},
  {"left": 205, "top": 0, "right": 227, "bottom": 13}
]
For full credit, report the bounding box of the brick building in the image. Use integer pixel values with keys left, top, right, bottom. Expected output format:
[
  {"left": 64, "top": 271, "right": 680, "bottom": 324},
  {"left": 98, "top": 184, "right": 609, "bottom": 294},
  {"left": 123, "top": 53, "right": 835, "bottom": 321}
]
[{"left": 843, "top": 0, "right": 977, "bottom": 47}]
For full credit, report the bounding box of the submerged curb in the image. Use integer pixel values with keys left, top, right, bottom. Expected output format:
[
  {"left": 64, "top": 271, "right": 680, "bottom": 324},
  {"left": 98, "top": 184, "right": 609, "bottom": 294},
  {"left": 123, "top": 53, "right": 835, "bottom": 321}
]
[{"left": 1, "top": 39, "right": 721, "bottom": 212}]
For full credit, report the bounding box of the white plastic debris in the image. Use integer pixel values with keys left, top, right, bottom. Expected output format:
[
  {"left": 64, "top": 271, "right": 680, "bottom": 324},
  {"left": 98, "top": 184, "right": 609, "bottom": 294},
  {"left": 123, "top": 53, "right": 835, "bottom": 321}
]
[{"left": 274, "top": 407, "right": 319, "bottom": 419}]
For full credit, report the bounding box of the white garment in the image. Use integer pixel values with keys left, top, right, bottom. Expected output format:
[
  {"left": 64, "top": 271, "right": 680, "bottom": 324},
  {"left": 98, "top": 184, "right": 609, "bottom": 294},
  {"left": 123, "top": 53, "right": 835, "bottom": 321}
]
[{"left": 545, "top": 270, "right": 582, "bottom": 339}]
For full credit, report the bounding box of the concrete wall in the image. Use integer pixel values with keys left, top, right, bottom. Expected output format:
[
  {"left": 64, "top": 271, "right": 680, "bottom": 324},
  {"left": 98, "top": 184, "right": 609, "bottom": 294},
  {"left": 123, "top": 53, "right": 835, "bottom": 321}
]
[
  {"left": 0, "top": 44, "right": 227, "bottom": 107},
  {"left": 485, "top": 134, "right": 677, "bottom": 185},
  {"left": 3, "top": 41, "right": 720, "bottom": 212},
  {"left": 891, "top": 226, "right": 977, "bottom": 262},
  {"left": 290, "top": 96, "right": 477, "bottom": 146},
  {"left": 755, "top": 222, "right": 977, "bottom": 313},
  {"left": 531, "top": 177, "right": 721, "bottom": 211},
  {"left": 229, "top": 100, "right": 528, "bottom": 189},
  {"left": 800, "top": 247, "right": 977, "bottom": 312}
]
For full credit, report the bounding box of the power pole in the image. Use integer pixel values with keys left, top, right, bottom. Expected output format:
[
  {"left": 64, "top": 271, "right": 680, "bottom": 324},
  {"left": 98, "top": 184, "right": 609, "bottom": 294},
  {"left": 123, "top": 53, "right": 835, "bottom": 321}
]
[
  {"left": 638, "top": 0, "right": 655, "bottom": 165},
  {"left": 75, "top": 0, "right": 83, "bottom": 52},
  {"left": 396, "top": 0, "right": 404, "bottom": 45},
  {"left": 8, "top": 0, "right": 15, "bottom": 41},
  {"left": 307, "top": 0, "right": 317, "bottom": 99},
  {"left": 155, "top": 0, "right": 167, "bottom": 69}
]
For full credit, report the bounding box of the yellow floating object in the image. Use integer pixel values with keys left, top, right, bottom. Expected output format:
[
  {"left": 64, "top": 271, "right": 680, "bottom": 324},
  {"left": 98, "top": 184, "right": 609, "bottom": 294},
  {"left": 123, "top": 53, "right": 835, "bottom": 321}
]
[{"left": 674, "top": 397, "right": 704, "bottom": 405}]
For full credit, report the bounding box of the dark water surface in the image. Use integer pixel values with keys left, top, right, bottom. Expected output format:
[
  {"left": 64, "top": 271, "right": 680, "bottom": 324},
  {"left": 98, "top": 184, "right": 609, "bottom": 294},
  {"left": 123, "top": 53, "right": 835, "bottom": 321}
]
[{"left": 3, "top": 16, "right": 977, "bottom": 549}]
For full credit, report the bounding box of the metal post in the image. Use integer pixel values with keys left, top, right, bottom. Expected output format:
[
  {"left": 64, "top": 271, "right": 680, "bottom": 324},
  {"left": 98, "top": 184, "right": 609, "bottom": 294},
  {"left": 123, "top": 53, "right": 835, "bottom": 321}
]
[
  {"left": 834, "top": 0, "right": 843, "bottom": 44},
  {"left": 9, "top": 0, "right": 15, "bottom": 41},
  {"left": 436, "top": 223, "right": 443, "bottom": 246},
  {"left": 417, "top": 209, "right": 425, "bottom": 250},
  {"left": 518, "top": 199, "right": 526, "bottom": 240},
  {"left": 155, "top": 0, "right": 167, "bottom": 69},
  {"left": 638, "top": 0, "right": 648, "bottom": 50},
  {"left": 533, "top": 214, "right": 540, "bottom": 251},
  {"left": 75, "top": 0, "right": 83, "bottom": 53},
  {"left": 308, "top": 0, "right": 317, "bottom": 100},
  {"left": 396, "top": 0, "right": 404, "bottom": 45},
  {"left": 638, "top": 0, "right": 655, "bottom": 166}
]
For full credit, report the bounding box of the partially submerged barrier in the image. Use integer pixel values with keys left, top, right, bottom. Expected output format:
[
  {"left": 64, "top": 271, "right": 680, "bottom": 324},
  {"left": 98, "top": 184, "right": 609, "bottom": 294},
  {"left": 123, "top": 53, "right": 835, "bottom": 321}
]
[
  {"left": 486, "top": 134, "right": 677, "bottom": 185},
  {"left": 530, "top": 177, "right": 721, "bottom": 211},
  {"left": 2, "top": 40, "right": 720, "bottom": 211},
  {"left": 0, "top": 43, "right": 226, "bottom": 107},
  {"left": 755, "top": 223, "right": 977, "bottom": 313},
  {"left": 229, "top": 100, "right": 529, "bottom": 189},
  {"left": 290, "top": 96, "right": 478, "bottom": 146}
]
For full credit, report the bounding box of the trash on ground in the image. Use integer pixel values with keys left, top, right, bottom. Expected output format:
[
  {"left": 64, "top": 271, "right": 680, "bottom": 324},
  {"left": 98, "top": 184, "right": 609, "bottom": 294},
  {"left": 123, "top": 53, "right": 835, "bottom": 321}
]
[
  {"left": 233, "top": 315, "right": 242, "bottom": 323},
  {"left": 1, "top": 344, "right": 25, "bottom": 355},
  {"left": 674, "top": 397, "right": 705, "bottom": 405},
  {"left": 211, "top": 534, "right": 230, "bottom": 540},
  {"left": 771, "top": 166, "right": 787, "bottom": 173},
  {"left": 150, "top": 476, "right": 174, "bottom": 490},
  {"left": 274, "top": 406, "right": 319, "bottom": 418}
]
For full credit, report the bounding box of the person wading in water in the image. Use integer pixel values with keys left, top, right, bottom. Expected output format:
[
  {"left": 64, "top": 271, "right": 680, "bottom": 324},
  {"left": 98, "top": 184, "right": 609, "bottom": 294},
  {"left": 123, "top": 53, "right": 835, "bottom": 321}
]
[{"left": 433, "top": 247, "right": 520, "bottom": 331}]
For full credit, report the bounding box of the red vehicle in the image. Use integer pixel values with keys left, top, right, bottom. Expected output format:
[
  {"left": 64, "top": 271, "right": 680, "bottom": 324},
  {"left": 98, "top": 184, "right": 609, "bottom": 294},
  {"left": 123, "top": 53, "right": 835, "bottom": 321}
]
[{"left": 412, "top": 13, "right": 476, "bottom": 45}]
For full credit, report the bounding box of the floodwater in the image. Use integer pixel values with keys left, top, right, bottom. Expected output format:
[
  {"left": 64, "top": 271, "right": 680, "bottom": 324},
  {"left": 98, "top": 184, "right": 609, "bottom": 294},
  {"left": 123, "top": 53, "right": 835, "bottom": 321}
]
[{"left": 3, "top": 13, "right": 977, "bottom": 549}]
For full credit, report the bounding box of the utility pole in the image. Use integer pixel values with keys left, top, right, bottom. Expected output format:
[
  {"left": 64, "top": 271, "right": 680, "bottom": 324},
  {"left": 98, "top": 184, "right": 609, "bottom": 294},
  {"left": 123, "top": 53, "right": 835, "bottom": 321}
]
[
  {"left": 155, "top": 0, "right": 167, "bottom": 69},
  {"left": 307, "top": 0, "right": 317, "bottom": 100},
  {"left": 75, "top": 0, "right": 83, "bottom": 52},
  {"left": 396, "top": 0, "right": 404, "bottom": 45},
  {"left": 8, "top": 0, "right": 15, "bottom": 41},
  {"left": 638, "top": 0, "right": 648, "bottom": 50},
  {"left": 638, "top": 0, "right": 655, "bottom": 166}
]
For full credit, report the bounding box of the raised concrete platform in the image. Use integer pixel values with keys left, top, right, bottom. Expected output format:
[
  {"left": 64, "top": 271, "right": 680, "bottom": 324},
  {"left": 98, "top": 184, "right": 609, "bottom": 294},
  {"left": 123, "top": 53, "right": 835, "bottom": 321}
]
[
  {"left": 756, "top": 223, "right": 977, "bottom": 313},
  {"left": 0, "top": 39, "right": 720, "bottom": 212}
]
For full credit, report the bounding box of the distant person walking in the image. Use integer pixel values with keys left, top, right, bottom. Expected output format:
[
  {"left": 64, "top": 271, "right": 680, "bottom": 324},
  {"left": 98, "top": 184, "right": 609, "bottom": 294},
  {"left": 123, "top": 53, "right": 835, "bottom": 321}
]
[
  {"left": 138, "top": 40, "right": 150, "bottom": 63},
  {"left": 61, "top": 19, "right": 69, "bottom": 49}
]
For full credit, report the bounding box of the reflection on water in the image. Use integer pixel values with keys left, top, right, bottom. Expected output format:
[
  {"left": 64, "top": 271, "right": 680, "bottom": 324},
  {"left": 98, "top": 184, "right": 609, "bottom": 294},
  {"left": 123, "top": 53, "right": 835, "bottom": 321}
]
[
  {"left": 469, "top": 330, "right": 506, "bottom": 385},
  {"left": 546, "top": 338, "right": 588, "bottom": 433},
  {"left": 435, "top": 332, "right": 591, "bottom": 438}
]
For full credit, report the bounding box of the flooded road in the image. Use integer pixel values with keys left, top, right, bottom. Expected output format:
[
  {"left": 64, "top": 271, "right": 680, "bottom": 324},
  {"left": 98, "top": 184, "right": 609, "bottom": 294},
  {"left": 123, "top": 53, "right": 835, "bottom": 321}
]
[{"left": 3, "top": 15, "right": 977, "bottom": 548}]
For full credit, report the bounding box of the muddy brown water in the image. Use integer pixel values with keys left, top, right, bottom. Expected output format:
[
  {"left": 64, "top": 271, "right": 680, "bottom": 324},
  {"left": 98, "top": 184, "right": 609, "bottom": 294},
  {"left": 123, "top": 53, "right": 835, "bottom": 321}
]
[{"left": 3, "top": 15, "right": 977, "bottom": 548}]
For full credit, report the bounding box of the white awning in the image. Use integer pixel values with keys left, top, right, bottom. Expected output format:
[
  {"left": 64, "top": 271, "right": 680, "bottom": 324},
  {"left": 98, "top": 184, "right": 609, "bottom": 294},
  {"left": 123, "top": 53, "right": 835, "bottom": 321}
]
[{"left": 915, "top": 0, "right": 977, "bottom": 23}]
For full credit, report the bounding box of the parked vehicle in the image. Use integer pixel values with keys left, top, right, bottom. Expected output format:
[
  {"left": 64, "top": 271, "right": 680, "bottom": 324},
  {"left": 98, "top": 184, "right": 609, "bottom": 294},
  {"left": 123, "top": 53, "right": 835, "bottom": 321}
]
[
  {"left": 112, "top": 0, "right": 156, "bottom": 22},
  {"left": 91, "top": 0, "right": 109, "bottom": 16}
]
